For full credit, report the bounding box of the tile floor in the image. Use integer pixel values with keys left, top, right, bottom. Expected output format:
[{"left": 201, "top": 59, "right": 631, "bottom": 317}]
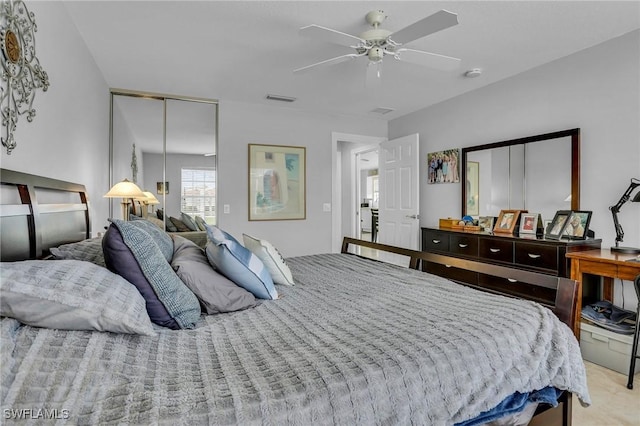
[{"left": 574, "top": 361, "right": 639, "bottom": 426}]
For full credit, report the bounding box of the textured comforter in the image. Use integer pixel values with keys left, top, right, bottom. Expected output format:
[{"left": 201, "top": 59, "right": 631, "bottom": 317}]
[{"left": 1, "top": 253, "right": 590, "bottom": 425}]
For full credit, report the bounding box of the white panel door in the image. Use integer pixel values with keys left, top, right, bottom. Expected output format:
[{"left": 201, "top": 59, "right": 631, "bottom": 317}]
[{"left": 378, "top": 134, "right": 419, "bottom": 249}]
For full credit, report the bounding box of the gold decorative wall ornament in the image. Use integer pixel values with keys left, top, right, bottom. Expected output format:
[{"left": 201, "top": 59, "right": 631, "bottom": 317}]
[{"left": 1, "top": 0, "right": 49, "bottom": 154}]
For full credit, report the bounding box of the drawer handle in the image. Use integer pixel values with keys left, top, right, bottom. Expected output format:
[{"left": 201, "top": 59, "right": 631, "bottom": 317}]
[
  {"left": 528, "top": 253, "right": 541, "bottom": 259},
  {"left": 489, "top": 248, "right": 501, "bottom": 253},
  {"left": 507, "top": 278, "right": 517, "bottom": 283},
  {"left": 445, "top": 265, "right": 452, "bottom": 268},
  {"left": 458, "top": 243, "right": 468, "bottom": 248},
  {"left": 432, "top": 239, "right": 441, "bottom": 244}
]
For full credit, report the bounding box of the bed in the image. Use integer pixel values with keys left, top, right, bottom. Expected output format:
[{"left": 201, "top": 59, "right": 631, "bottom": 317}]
[{"left": 0, "top": 168, "right": 590, "bottom": 425}]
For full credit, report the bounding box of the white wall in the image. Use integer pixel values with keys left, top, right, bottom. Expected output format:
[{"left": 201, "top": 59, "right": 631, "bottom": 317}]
[
  {"left": 390, "top": 29, "right": 640, "bottom": 250},
  {"left": 389, "top": 30, "right": 640, "bottom": 309},
  {"left": 217, "top": 101, "right": 386, "bottom": 256},
  {"left": 0, "top": 2, "right": 110, "bottom": 235}
]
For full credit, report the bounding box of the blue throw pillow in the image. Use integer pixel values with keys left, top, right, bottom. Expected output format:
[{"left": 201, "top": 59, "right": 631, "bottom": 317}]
[
  {"left": 181, "top": 212, "right": 199, "bottom": 231},
  {"left": 103, "top": 220, "right": 201, "bottom": 329},
  {"left": 205, "top": 225, "right": 277, "bottom": 300}
]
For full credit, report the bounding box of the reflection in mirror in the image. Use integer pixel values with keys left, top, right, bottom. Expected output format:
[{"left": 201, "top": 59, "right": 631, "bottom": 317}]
[
  {"left": 462, "top": 129, "right": 579, "bottom": 222},
  {"left": 110, "top": 90, "right": 218, "bottom": 228}
]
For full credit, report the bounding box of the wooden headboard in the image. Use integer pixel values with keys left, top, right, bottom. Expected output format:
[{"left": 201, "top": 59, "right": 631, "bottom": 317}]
[{"left": 0, "top": 169, "right": 91, "bottom": 261}]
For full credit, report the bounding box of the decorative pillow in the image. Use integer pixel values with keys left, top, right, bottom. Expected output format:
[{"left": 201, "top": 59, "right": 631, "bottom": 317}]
[
  {"left": 205, "top": 225, "right": 277, "bottom": 300},
  {"left": 156, "top": 208, "right": 164, "bottom": 220},
  {"left": 171, "top": 235, "right": 257, "bottom": 314},
  {"left": 127, "top": 218, "right": 173, "bottom": 262},
  {"left": 170, "top": 216, "right": 191, "bottom": 232},
  {"left": 50, "top": 237, "right": 106, "bottom": 267},
  {"left": 242, "top": 234, "right": 295, "bottom": 286},
  {"left": 180, "top": 212, "right": 199, "bottom": 231},
  {"left": 194, "top": 215, "right": 208, "bottom": 231},
  {"left": 165, "top": 219, "right": 178, "bottom": 232},
  {"left": 102, "top": 220, "right": 201, "bottom": 329},
  {"left": 0, "top": 259, "right": 156, "bottom": 336},
  {"left": 144, "top": 216, "right": 166, "bottom": 231}
]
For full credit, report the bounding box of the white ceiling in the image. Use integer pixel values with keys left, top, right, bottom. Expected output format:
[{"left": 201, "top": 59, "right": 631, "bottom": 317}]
[{"left": 64, "top": 1, "right": 640, "bottom": 121}]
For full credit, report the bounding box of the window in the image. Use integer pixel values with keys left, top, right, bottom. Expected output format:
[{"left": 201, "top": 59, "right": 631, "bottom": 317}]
[{"left": 181, "top": 168, "right": 216, "bottom": 225}]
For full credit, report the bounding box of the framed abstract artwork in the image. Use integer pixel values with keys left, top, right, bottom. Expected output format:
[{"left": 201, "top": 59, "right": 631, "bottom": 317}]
[{"left": 248, "top": 144, "right": 306, "bottom": 221}]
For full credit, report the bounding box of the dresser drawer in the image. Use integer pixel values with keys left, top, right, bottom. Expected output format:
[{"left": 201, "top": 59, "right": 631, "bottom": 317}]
[
  {"left": 449, "top": 234, "right": 478, "bottom": 257},
  {"left": 423, "top": 261, "right": 478, "bottom": 284},
  {"left": 515, "top": 242, "right": 558, "bottom": 272},
  {"left": 478, "top": 274, "right": 556, "bottom": 306},
  {"left": 423, "top": 229, "right": 450, "bottom": 252},
  {"left": 479, "top": 238, "right": 514, "bottom": 263}
]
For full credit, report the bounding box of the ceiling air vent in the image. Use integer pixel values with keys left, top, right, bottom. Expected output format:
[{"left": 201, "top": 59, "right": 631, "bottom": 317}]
[
  {"left": 371, "top": 107, "right": 394, "bottom": 115},
  {"left": 266, "top": 94, "right": 297, "bottom": 103}
]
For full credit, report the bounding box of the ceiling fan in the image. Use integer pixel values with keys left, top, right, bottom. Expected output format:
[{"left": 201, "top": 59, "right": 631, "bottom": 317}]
[{"left": 293, "top": 9, "right": 461, "bottom": 85}]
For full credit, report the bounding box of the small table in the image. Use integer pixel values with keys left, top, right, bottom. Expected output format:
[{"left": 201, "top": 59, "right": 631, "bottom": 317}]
[{"left": 566, "top": 249, "right": 640, "bottom": 339}]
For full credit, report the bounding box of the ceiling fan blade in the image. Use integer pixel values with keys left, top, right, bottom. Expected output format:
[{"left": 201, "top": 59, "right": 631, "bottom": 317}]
[
  {"left": 395, "top": 48, "right": 461, "bottom": 71},
  {"left": 299, "top": 24, "right": 365, "bottom": 48},
  {"left": 293, "top": 53, "right": 363, "bottom": 74},
  {"left": 388, "top": 10, "right": 458, "bottom": 46}
]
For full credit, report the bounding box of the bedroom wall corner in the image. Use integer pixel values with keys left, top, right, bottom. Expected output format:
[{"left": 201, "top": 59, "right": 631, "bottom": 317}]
[{"left": 0, "top": 2, "right": 110, "bottom": 236}]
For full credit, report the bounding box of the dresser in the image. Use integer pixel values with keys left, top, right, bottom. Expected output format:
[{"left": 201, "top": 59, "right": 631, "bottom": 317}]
[{"left": 421, "top": 227, "right": 602, "bottom": 335}]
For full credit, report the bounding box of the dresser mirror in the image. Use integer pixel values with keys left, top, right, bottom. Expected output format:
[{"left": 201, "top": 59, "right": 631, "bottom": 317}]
[
  {"left": 461, "top": 128, "right": 580, "bottom": 222},
  {"left": 109, "top": 89, "right": 218, "bottom": 227}
]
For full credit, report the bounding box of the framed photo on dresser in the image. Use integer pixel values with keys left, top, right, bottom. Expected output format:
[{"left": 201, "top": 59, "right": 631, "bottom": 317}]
[
  {"left": 493, "top": 210, "right": 525, "bottom": 234},
  {"left": 545, "top": 210, "right": 571, "bottom": 239},
  {"left": 519, "top": 213, "right": 542, "bottom": 235}
]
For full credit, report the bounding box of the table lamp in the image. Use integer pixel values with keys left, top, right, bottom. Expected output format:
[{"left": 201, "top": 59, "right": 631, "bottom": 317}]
[
  {"left": 104, "top": 178, "right": 145, "bottom": 221},
  {"left": 609, "top": 177, "right": 640, "bottom": 254},
  {"left": 139, "top": 191, "right": 160, "bottom": 217}
]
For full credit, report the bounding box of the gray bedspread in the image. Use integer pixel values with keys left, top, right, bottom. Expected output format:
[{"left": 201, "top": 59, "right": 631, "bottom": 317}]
[{"left": 1, "top": 253, "right": 590, "bottom": 425}]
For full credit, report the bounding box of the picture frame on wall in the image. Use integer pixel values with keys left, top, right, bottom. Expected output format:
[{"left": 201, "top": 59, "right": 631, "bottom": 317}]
[
  {"left": 545, "top": 210, "right": 571, "bottom": 239},
  {"left": 493, "top": 209, "right": 524, "bottom": 234},
  {"left": 427, "top": 148, "right": 460, "bottom": 184},
  {"left": 561, "top": 210, "right": 592, "bottom": 240},
  {"left": 248, "top": 144, "right": 306, "bottom": 221},
  {"left": 156, "top": 181, "right": 169, "bottom": 195},
  {"left": 519, "top": 212, "right": 542, "bottom": 235}
]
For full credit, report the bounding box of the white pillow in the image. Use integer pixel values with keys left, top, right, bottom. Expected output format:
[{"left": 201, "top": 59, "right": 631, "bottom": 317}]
[{"left": 242, "top": 234, "right": 295, "bottom": 286}]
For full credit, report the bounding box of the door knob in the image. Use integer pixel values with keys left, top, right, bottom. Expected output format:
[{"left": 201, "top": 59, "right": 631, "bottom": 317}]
[{"left": 405, "top": 214, "right": 420, "bottom": 219}]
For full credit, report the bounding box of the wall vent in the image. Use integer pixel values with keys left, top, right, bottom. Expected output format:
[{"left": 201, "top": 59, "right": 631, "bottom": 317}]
[
  {"left": 266, "top": 94, "right": 297, "bottom": 103},
  {"left": 371, "top": 107, "right": 394, "bottom": 115}
]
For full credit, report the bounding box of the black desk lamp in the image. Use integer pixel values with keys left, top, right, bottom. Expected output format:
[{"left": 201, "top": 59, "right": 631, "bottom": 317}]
[{"left": 609, "top": 177, "right": 640, "bottom": 254}]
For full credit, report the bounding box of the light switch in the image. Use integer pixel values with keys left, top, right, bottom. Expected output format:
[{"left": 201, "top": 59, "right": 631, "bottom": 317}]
[
  {"left": 323, "top": 203, "right": 331, "bottom": 212},
  {"left": 223, "top": 204, "right": 230, "bottom": 214}
]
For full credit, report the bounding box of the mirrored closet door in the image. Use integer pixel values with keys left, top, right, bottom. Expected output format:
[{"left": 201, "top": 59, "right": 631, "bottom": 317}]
[{"left": 109, "top": 89, "right": 219, "bottom": 228}]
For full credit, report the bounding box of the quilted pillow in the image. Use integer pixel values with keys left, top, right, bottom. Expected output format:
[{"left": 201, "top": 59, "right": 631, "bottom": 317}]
[
  {"left": 50, "top": 237, "right": 106, "bottom": 267},
  {"left": 205, "top": 225, "right": 277, "bottom": 300},
  {"left": 103, "top": 220, "right": 201, "bottom": 329},
  {"left": 171, "top": 235, "right": 257, "bottom": 314},
  {"left": 170, "top": 216, "right": 190, "bottom": 232},
  {"left": 127, "top": 218, "right": 173, "bottom": 262},
  {"left": 181, "top": 212, "right": 199, "bottom": 231},
  {"left": 242, "top": 234, "right": 295, "bottom": 285},
  {"left": 194, "top": 215, "right": 208, "bottom": 231},
  {"left": 0, "top": 259, "right": 156, "bottom": 336}
]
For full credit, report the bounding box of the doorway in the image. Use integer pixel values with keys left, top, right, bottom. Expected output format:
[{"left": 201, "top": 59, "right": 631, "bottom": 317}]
[{"left": 355, "top": 148, "right": 379, "bottom": 242}]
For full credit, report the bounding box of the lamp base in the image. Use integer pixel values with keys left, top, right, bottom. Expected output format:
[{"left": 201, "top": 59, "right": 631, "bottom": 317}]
[{"left": 611, "top": 246, "right": 640, "bottom": 255}]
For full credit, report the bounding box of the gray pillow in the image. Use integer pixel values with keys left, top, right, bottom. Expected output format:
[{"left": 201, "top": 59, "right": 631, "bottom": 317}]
[
  {"left": 171, "top": 235, "right": 257, "bottom": 314},
  {"left": 194, "top": 215, "right": 207, "bottom": 231},
  {"left": 181, "top": 212, "right": 199, "bottom": 231},
  {"left": 0, "top": 259, "right": 156, "bottom": 336},
  {"left": 128, "top": 218, "right": 173, "bottom": 262},
  {"left": 50, "top": 237, "right": 106, "bottom": 267}
]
